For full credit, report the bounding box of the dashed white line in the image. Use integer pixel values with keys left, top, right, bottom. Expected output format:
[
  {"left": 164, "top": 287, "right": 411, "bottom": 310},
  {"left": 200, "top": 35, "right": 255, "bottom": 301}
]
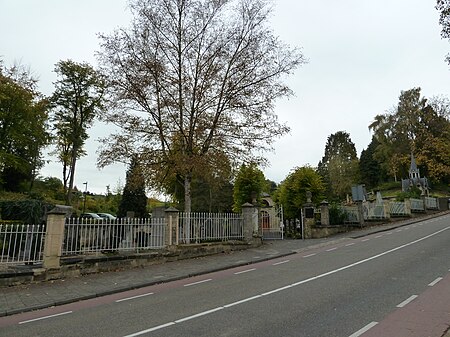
[
  {"left": 375, "top": 235, "right": 383, "bottom": 238},
  {"left": 348, "top": 322, "right": 378, "bottom": 337},
  {"left": 385, "top": 232, "right": 393, "bottom": 235},
  {"left": 234, "top": 268, "right": 256, "bottom": 275},
  {"left": 361, "top": 239, "right": 370, "bottom": 242},
  {"left": 184, "top": 279, "right": 212, "bottom": 287},
  {"left": 19, "top": 311, "right": 73, "bottom": 325},
  {"left": 326, "top": 247, "right": 337, "bottom": 252},
  {"left": 273, "top": 260, "right": 290, "bottom": 266},
  {"left": 395, "top": 229, "right": 402, "bottom": 232},
  {"left": 116, "top": 292, "right": 154, "bottom": 303},
  {"left": 303, "top": 253, "right": 316, "bottom": 258},
  {"left": 428, "top": 277, "right": 443, "bottom": 287},
  {"left": 345, "top": 243, "right": 355, "bottom": 247},
  {"left": 397, "top": 295, "right": 418, "bottom": 308}
]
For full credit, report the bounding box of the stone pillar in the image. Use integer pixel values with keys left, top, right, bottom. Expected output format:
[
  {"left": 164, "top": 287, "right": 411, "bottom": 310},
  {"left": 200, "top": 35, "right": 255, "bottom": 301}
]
[
  {"left": 320, "top": 200, "right": 330, "bottom": 226},
  {"left": 164, "top": 207, "right": 179, "bottom": 246},
  {"left": 43, "top": 206, "right": 70, "bottom": 269},
  {"left": 242, "top": 203, "right": 259, "bottom": 244},
  {"left": 356, "top": 201, "right": 365, "bottom": 227},
  {"left": 302, "top": 203, "right": 315, "bottom": 239}
]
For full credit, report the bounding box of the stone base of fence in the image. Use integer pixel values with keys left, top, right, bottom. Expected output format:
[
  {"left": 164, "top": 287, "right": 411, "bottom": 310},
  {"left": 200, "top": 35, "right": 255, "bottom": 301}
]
[{"left": 0, "top": 241, "right": 254, "bottom": 287}]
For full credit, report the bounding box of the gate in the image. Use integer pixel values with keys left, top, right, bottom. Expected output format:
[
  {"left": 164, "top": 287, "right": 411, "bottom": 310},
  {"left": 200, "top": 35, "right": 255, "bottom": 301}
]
[{"left": 260, "top": 205, "right": 284, "bottom": 240}]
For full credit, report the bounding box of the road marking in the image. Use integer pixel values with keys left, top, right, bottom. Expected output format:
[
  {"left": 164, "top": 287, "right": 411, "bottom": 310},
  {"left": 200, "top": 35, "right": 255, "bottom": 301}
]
[
  {"left": 385, "top": 232, "right": 393, "bottom": 235},
  {"left": 123, "top": 225, "right": 450, "bottom": 337},
  {"left": 175, "top": 307, "right": 224, "bottom": 323},
  {"left": 397, "top": 295, "right": 418, "bottom": 308},
  {"left": 124, "top": 322, "right": 176, "bottom": 336},
  {"left": 116, "top": 292, "right": 154, "bottom": 303},
  {"left": 375, "top": 235, "right": 383, "bottom": 238},
  {"left": 223, "top": 295, "right": 262, "bottom": 308},
  {"left": 273, "top": 260, "right": 290, "bottom": 266},
  {"left": 326, "top": 247, "right": 337, "bottom": 252},
  {"left": 361, "top": 239, "right": 370, "bottom": 242},
  {"left": 19, "top": 311, "right": 73, "bottom": 325},
  {"left": 184, "top": 279, "right": 212, "bottom": 287},
  {"left": 234, "top": 268, "right": 256, "bottom": 275},
  {"left": 395, "top": 229, "right": 402, "bottom": 232},
  {"left": 303, "top": 253, "right": 316, "bottom": 258},
  {"left": 428, "top": 277, "right": 443, "bottom": 287},
  {"left": 349, "top": 322, "right": 378, "bottom": 337},
  {"left": 345, "top": 243, "right": 355, "bottom": 247}
]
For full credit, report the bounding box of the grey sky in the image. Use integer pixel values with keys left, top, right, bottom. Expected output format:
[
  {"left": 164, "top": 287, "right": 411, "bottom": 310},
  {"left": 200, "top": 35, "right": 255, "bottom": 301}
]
[{"left": 1, "top": 0, "right": 450, "bottom": 195}]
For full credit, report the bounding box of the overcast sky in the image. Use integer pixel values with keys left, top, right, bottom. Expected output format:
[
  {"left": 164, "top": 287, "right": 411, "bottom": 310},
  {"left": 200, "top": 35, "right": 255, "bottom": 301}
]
[{"left": 1, "top": 0, "right": 450, "bottom": 195}]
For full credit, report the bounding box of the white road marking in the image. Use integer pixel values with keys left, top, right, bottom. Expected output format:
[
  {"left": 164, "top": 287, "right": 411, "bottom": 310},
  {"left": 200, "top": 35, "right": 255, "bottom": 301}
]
[
  {"left": 428, "top": 277, "right": 443, "bottom": 287},
  {"left": 385, "top": 232, "right": 393, "bottom": 235},
  {"left": 375, "top": 235, "right": 383, "bottom": 238},
  {"left": 123, "top": 225, "right": 450, "bottom": 337},
  {"left": 116, "top": 292, "right": 154, "bottom": 303},
  {"left": 348, "top": 322, "right": 378, "bottom": 337},
  {"left": 361, "top": 239, "right": 370, "bottom": 242},
  {"left": 184, "top": 279, "right": 212, "bottom": 287},
  {"left": 272, "top": 260, "right": 290, "bottom": 266},
  {"left": 19, "top": 311, "right": 73, "bottom": 325},
  {"left": 303, "top": 253, "right": 316, "bottom": 258},
  {"left": 326, "top": 247, "right": 337, "bottom": 252},
  {"left": 397, "top": 295, "right": 418, "bottom": 308},
  {"left": 345, "top": 243, "right": 355, "bottom": 247},
  {"left": 234, "top": 268, "right": 256, "bottom": 275},
  {"left": 174, "top": 307, "right": 224, "bottom": 323},
  {"left": 395, "top": 229, "right": 402, "bottom": 232}
]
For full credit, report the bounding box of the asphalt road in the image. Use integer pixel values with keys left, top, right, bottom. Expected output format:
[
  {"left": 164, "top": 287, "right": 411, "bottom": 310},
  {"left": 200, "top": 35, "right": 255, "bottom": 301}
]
[{"left": 1, "top": 215, "right": 449, "bottom": 337}]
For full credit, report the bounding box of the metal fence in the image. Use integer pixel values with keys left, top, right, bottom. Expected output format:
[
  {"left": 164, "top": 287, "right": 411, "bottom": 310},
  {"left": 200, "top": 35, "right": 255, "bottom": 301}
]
[
  {"left": 390, "top": 202, "right": 408, "bottom": 216},
  {"left": 63, "top": 218, "right": 166, "bottom": 255},
  {"left": 424, "top": 197, "right": 438, "bottom": 210},
  {"left": 0, "top": 223, "right": 46, "bottom": 265},
  {"left": 178, "top": 212, "right": 243, "bottom": 243},
  {"left": 410, "top": 198, "right": 425, "bottom": 212}
]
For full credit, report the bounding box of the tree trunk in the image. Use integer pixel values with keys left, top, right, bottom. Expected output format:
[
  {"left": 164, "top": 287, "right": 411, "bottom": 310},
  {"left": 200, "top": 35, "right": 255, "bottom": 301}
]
[
  {"left": 184, "top": 172, "right": 192, "bottom": 213},
  {"left": 66, "top": 150, "right": 78, "bottom": 205}
]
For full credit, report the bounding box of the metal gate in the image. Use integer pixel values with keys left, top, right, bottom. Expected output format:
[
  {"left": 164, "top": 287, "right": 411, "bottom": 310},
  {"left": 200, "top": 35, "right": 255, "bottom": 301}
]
[{"left": 260, "top": 205, "right": 284, "bottom": 240}]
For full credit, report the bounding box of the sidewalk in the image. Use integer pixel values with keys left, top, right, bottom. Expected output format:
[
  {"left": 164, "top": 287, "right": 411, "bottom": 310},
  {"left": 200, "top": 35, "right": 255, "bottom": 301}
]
[{"left": 0, "top": 212, "right": 448, "bottom": 336}]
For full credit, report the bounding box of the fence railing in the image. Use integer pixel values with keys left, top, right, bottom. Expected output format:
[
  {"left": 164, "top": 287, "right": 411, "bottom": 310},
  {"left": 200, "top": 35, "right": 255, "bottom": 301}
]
[
  {"left": 390, "top": 202, "right": 408, "bottom": 216},
  {"left": 424, "top": 197, "right": 438, "bottom": 210},
  {"left": 0, "top": 223, "right": 46, "bottom": 265},
  {"left": 410, "top": 198, "right": 425, "bottom": 212},
  {"left": 63, "top": 218, "right": 166, "bottom": 255},
  {"left": 178, "top": 212, "right": 243, "bottom": 243}
]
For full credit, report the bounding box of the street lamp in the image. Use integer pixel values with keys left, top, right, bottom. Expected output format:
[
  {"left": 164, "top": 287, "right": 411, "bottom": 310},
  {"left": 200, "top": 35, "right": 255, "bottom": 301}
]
[{"left": 82, "top": 182, "right": 88, "bottom": 214}]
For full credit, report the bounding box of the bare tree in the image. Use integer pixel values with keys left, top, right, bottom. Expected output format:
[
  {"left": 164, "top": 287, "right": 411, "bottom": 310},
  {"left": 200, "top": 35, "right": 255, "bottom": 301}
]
[{"left": 97, "top": 0, "right": 305, "bottom": 212}]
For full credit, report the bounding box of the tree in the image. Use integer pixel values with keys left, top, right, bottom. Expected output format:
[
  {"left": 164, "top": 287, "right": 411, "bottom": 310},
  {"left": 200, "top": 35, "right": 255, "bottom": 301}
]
[
  {"left": 317, "top": 131, "right": 359, "bottom": 199},
  {"left": 118, "top": 157, "right": 148, "bottom": 218},
  {"left": 0, "top": 62, "right": 50, "bottom": 191},
  {"left": 97, "top": 0, "right": 305, "bottom": 213},
  {"left": 233, "top": 163, "right": 265, "bottom": 212},
  {"left": 359, "top": 136, "right": 384, "bottom": 189},
  {"left": 370, "top": 88, "right": 450, "bottom": 183},
  {"left": 276, "top": 166, "right": 325, "bottom": 219},
  {"left": 51, "top": 60, "right": 106, "bottom": 205},
  {"left": 437, "top": 0, "right": 450, "bottom": 65}
]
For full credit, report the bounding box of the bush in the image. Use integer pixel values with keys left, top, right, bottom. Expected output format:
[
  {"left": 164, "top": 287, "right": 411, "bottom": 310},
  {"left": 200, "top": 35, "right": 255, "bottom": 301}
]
[
  {"left": 329, "top": 203, "right": 347, "bottom": 225},
  {"left": 0, "top": 200, "right": 54, "bottom": 224}
]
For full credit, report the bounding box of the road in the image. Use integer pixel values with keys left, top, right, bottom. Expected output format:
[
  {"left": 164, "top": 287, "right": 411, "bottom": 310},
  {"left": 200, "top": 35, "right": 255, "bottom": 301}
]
[{"left": 1, "top": 215, "right": 449, "bottom": 337}]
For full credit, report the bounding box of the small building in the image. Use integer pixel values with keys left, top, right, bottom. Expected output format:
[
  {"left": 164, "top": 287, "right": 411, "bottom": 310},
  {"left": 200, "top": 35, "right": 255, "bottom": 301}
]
[{"left": 401, "top": 153, "right": 429, "bottom": 196}]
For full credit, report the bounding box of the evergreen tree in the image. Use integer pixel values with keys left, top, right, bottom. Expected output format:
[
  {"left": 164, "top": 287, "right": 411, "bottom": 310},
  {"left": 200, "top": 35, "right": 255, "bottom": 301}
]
[
  {"left": 359, "top": 136, "right": 384, "bottom": 189},
  {"left": 118, "top": 158, "right": 148, "bottom": 218}
]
